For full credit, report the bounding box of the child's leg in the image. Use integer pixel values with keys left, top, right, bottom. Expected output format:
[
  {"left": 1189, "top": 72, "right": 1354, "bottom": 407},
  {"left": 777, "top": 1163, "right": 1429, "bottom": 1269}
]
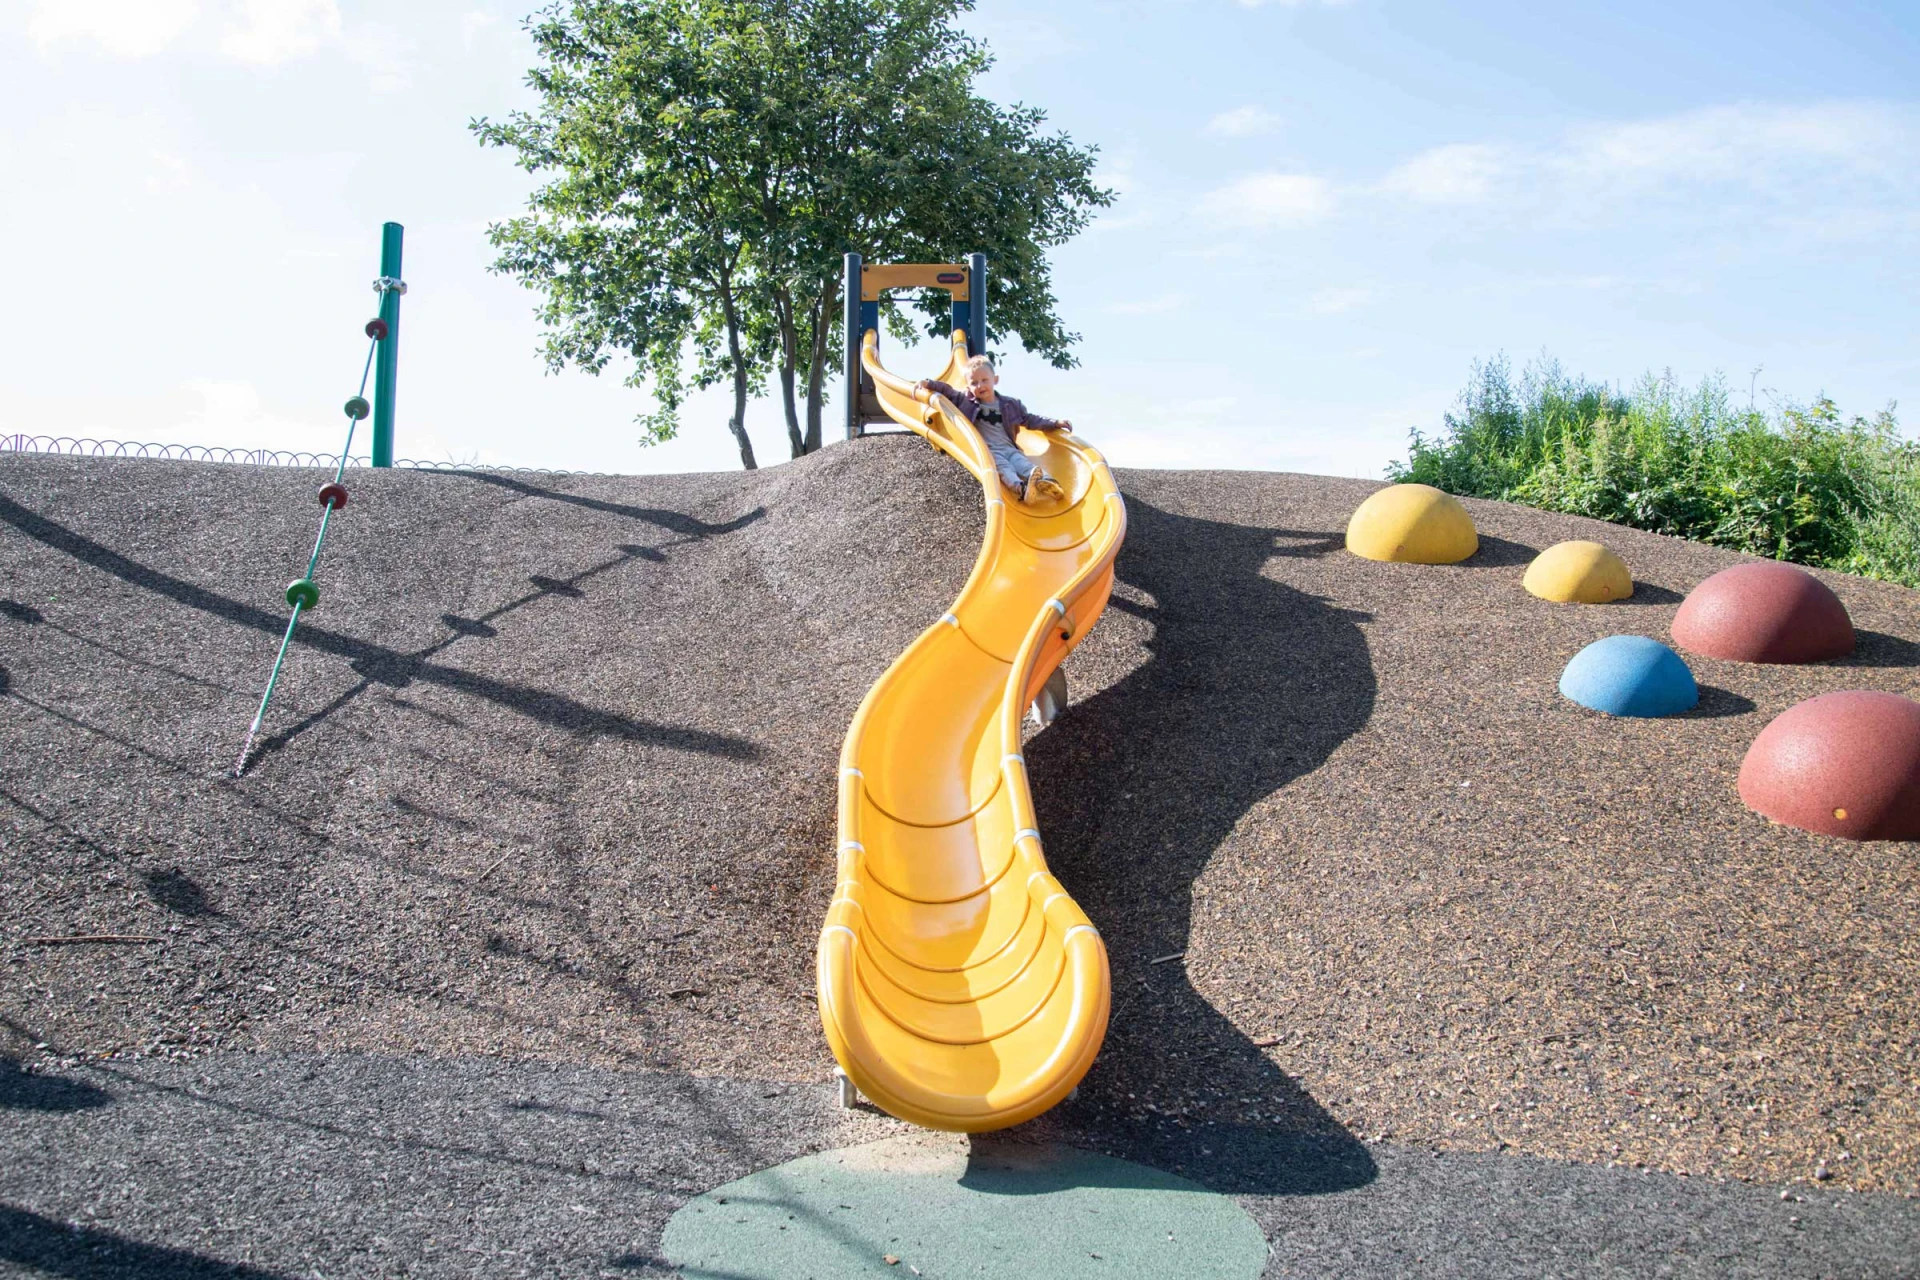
[
  {"left": 986, "top": 437, "right": 1036, "bottom": 494},
  {"left": 979, "top": 422, "right": 1061, "bottom": 502},
  {"left": 990, "top": 449, "right": 1036, "bottom": 495}
]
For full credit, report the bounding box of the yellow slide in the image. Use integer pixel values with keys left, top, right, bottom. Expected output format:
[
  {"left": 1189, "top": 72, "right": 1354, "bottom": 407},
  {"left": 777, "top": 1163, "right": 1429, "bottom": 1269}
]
[{"left": 816, "top": 326, "right": 1126, "bottom": 1131}]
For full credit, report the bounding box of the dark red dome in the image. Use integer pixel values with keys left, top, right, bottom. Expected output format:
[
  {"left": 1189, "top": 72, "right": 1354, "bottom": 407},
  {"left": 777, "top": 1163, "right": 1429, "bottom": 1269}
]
[
  {"left": 1738, "top": 691, "right": 1920, "bottom": 841},
  {"left": 1672, "top": 562, "right": 1853, "bottom": 664}
]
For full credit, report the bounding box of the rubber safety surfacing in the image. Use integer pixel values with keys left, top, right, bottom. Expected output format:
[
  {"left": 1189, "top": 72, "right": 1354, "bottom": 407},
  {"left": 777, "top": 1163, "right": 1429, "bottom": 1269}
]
[{"left": 662, "top": 1134, "right": 1267, "bottom": 1279}]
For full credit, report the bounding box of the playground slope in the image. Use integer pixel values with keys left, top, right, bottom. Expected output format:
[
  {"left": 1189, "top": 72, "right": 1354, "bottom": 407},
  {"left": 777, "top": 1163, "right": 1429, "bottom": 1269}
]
[{"left": 2, "top": 440, "right": 1918, "bottom": 1194}]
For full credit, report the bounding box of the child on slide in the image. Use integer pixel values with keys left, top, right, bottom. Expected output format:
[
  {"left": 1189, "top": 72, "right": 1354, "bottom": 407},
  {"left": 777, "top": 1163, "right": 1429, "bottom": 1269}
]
[{"left": 917, "top": 355, "right": 1071, "bottom": 504}]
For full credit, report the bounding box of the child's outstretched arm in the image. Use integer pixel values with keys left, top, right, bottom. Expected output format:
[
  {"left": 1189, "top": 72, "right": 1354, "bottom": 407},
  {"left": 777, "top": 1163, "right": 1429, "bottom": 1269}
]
[
  {"left": 916, "top": 378, "right": 960, "bottom": 401},
  {"left": 1023, "top": 407, "right": 1072, "bottom": 433}
]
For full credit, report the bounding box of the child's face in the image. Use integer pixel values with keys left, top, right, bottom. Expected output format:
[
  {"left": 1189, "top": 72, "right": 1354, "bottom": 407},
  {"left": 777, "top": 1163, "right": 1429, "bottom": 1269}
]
[{"left": 967, "top": 364, "right": 998, "bottom": 399}]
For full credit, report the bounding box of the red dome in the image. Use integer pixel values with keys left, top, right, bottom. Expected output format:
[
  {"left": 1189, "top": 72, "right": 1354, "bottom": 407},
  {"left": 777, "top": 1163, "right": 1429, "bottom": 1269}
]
[
  {"left": 1738, "top": 691, "right": 1920, "bottom": 841},
  {"left": 1672, "top": 562, "right": 1853, "bottom": 664}
]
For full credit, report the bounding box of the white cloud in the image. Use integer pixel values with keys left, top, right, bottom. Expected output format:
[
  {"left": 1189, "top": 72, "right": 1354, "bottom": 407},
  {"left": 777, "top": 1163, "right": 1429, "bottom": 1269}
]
[
  {"left": 1092, "top": 154, "right": 1138, "bottom": 199},
  {"left": 220, "top": 0, "right": 341, "bottom": 65},
  {"left": 1107, "top": 294, "right": 1189, "bottom": 316},
  {"left": 1198, "top": 172, "right": 1334, "bottom": 228},
  {"left": 342, "top": 18, "right": 415, "bottom": 92},
  {"left": 1381, "top": 142, "right": 1503, "bottom": 204},
  {"left": 172, "top": 378, "right": 337, "bottom": 452},
  {"left": 1309, "top": 286, "right": 1372, "bottom": 314},
  {"left": 1086, "top": 156, "right": 1154, "bottom": 232},
  {"left": 26, "top": 0, "right": 392, "bottom": 77},
  {"left": 147, "top": 149, "right": 193, "bottom": 192},
  {"left": 1206, "top": 106, "right": 1281, "bottom": 138},
  {"left": 1560, "top": 101, "right": 1911, "bottom": 189},
  {"left": 1378, "top": 102, "right": 1920, "bottom": 219},
  {"left": 28, "top": 0, "right": 200, "bottom": 58},
  {"left": 460, "top": 8, "right": 498, "bottom": 49},
  {"left": 1095, "top": 401, "right": 1404, "bottom": 476}
]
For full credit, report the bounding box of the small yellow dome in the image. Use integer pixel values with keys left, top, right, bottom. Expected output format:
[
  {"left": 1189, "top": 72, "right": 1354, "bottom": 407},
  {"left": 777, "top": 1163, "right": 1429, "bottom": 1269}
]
[
  {"left": 1345, "top": 484, "right": 1478, "bottom": 564},
  {"left": 1524, "top": 540, "right": 1633, "bottom": 603}
]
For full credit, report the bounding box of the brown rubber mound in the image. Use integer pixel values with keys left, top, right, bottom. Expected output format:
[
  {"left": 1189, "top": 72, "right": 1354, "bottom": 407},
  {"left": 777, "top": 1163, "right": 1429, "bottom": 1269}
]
[
  {"left": 1739, "top": 691, "right": 1920, "bottom": 841},
  {"left": 5, "top": 444, "right": 1920, "bottom": 1195},
  {"left": 1672, "top": 561, "right": 1854, "bottom": 663}
]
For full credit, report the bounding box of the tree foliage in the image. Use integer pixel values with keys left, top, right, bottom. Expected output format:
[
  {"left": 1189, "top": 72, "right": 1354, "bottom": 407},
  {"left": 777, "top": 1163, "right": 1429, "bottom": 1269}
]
[{"left": 474, "top": 0, "right": 1112, "bottom": 468}]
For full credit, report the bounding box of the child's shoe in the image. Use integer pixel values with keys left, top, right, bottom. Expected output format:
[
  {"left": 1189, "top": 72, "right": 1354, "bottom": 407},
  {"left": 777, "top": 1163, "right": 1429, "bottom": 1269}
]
[{"left": 1024, "top": 470, "right": 1065, "bottom": 504}]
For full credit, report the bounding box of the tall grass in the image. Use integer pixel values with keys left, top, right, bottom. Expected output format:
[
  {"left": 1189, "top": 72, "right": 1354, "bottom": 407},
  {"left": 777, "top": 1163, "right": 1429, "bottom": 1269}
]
[{"left": 1391, "top": 356, "right": 1919, "bottom": 588}]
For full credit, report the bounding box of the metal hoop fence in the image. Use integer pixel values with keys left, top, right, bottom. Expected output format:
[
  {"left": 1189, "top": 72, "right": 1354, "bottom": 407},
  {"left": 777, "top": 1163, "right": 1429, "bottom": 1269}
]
[{"left": 0, "top": 434, "right": 602, "bottom": 477}]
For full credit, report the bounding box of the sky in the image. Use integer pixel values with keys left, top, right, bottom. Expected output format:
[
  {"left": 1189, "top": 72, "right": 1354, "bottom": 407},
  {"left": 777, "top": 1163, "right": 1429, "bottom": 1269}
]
[{"left": 3, "top": 0, "right": 1916, "bottom": 477}]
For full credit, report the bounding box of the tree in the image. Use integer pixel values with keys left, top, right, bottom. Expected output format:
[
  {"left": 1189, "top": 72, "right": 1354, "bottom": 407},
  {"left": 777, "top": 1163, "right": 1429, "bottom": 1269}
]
[
  {"left": 476, "top": 0, "right": 789, "bottom": 469},
  {"left": 750, "top": 0, "right": 1110, "bottom": 450},
  {"left": 475, "top": 0, "right": 1111, "bottom": 468}
]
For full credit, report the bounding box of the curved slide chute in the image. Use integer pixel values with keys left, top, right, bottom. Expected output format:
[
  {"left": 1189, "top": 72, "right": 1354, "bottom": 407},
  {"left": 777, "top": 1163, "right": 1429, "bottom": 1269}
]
[{"left": 817, "top": 326, "right": 1126, "bottom": 1131}]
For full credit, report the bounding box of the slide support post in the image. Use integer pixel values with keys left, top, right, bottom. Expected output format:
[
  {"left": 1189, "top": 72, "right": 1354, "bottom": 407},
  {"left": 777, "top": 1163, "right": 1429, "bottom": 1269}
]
[
  {"left": 843, "top": 252, "right": 863, "bottom": 440},
  {"left": 371, "top": 221, "right": 405, "bottom": 467},
  {"left": 967, "top": 252, "right": 987, "bottom": 359}
]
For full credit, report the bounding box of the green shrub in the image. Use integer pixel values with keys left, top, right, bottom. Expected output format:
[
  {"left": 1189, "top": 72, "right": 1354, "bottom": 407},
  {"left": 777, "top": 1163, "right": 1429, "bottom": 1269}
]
[
  {"left": 1843, "top": 439, "right": 1920, "bottom": 588},
  {"left": 1391, "top": 356, "right": 1917, "bottom": 588}
]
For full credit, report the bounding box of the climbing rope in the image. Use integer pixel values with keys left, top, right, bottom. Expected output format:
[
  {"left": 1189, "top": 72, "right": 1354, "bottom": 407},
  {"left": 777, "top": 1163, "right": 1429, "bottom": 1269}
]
[{"left": 229, "top": 314, "right": 389, "bottom": 777}]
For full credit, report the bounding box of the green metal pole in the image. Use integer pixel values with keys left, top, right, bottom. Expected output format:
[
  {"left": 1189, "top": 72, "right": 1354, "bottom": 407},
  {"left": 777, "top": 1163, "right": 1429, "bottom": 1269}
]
[{"left": 371, "top": 221, "right": 404, "bottom": 467}]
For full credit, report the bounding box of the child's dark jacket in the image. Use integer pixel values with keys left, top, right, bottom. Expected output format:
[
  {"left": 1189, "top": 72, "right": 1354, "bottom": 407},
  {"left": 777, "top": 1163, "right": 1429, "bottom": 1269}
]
[{"left": 922, "top": 381, "right": 1063, "bottom": 433}]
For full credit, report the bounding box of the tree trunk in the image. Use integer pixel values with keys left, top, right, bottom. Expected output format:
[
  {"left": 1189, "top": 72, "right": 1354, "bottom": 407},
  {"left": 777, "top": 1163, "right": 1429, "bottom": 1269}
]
[
  {"left": 773, "top": 287, "right": 804, "bottom": 459},
  {"left": 778, "top": 361, "right": 802, "bottom": 458},
  {"left": 804, "top": 275, "right": 839, "bottom": 453},
  {"left": 718, "top": 276, "right": 757, "bottom": 471}
]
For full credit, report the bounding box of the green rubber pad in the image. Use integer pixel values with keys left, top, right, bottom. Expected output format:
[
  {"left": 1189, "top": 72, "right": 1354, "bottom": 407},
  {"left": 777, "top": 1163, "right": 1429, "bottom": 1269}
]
[{"left": 662, "top": 1133, "right": 1267, "bottom": 1279}]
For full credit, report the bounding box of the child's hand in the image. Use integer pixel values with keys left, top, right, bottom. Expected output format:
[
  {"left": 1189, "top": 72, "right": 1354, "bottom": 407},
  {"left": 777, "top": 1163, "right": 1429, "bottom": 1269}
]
[{"left": 1054, "top": 419, "right": 1073, "bottom": 433}]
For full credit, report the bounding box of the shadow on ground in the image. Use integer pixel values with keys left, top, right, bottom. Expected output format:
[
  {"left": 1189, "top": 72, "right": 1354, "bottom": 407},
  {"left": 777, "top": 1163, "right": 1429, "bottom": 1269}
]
[
  {"left": 1686, "top": 685, "right": 1759, "bottom": 718},
  {"left": 0, "top": 1058, "right": 112, "bottom": 1113},
  {"left": 1621, "top": 582, "right": 1686, "bottom": 606},
  {"left": 1845, "top": 629, "right": 1920, "bottom": 669},
  {"left": 0, "top": 1202, "right": 293, "bottom": 1278},
  {"left": 1027, "top": 497, "right": 1379, "bottom": 1197},
  {"left": 453, "top": 472, "right": 767, "bottom": 539},
  {"left": 0, "top": 486, "right": 758, "bottom": 761},
  {"left": 1466, "top": 534, "right": 1539, "bottom": 568},
  {"left": 143, "top": 868, "right": 220, "bottom": 918}
]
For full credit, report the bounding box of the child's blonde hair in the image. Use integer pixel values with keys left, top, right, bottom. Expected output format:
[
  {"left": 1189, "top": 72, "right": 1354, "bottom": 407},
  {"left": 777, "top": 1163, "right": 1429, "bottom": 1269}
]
[{"left": 965, "top": 354, "right": 995, "bottom": 375}]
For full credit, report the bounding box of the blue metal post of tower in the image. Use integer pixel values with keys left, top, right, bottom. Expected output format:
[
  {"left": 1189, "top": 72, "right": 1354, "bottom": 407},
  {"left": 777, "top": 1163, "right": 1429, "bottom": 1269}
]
[
  {"left": 966, "top": 253, "right": 987, "bottom": 359},
  {"left": 844, "top": 253, "right": 863, "bottom": 440}
]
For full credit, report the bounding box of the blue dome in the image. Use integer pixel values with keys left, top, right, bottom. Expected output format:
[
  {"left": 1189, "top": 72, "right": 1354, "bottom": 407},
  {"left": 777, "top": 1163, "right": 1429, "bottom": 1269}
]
[{"left": 1559, "top": 635, "right": 1698, "bottom": 718}]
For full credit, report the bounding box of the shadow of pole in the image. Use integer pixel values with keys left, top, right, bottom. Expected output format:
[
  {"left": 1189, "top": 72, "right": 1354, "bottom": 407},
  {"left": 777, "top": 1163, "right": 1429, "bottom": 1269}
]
[
  {"left": 0, "top": 488, "right": 758, "bottom": 761},
  {"left": 0, "top": 1202, "right": 294, "bottom": 1278},
  {"left": 248, "top": 545, "right": 659, "bottom": 762},
  {"left": 1026, "top": 497, "right": 1379, "bottom": 1196}
]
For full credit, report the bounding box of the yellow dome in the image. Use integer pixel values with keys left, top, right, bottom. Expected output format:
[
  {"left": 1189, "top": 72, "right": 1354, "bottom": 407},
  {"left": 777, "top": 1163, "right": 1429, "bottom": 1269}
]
[
  {"left": 1524, "top": 540, "right": 1633, "bottom": 603},
  {"left": 1345, "top": 484, "right": 1478, "bottom": 564}
]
